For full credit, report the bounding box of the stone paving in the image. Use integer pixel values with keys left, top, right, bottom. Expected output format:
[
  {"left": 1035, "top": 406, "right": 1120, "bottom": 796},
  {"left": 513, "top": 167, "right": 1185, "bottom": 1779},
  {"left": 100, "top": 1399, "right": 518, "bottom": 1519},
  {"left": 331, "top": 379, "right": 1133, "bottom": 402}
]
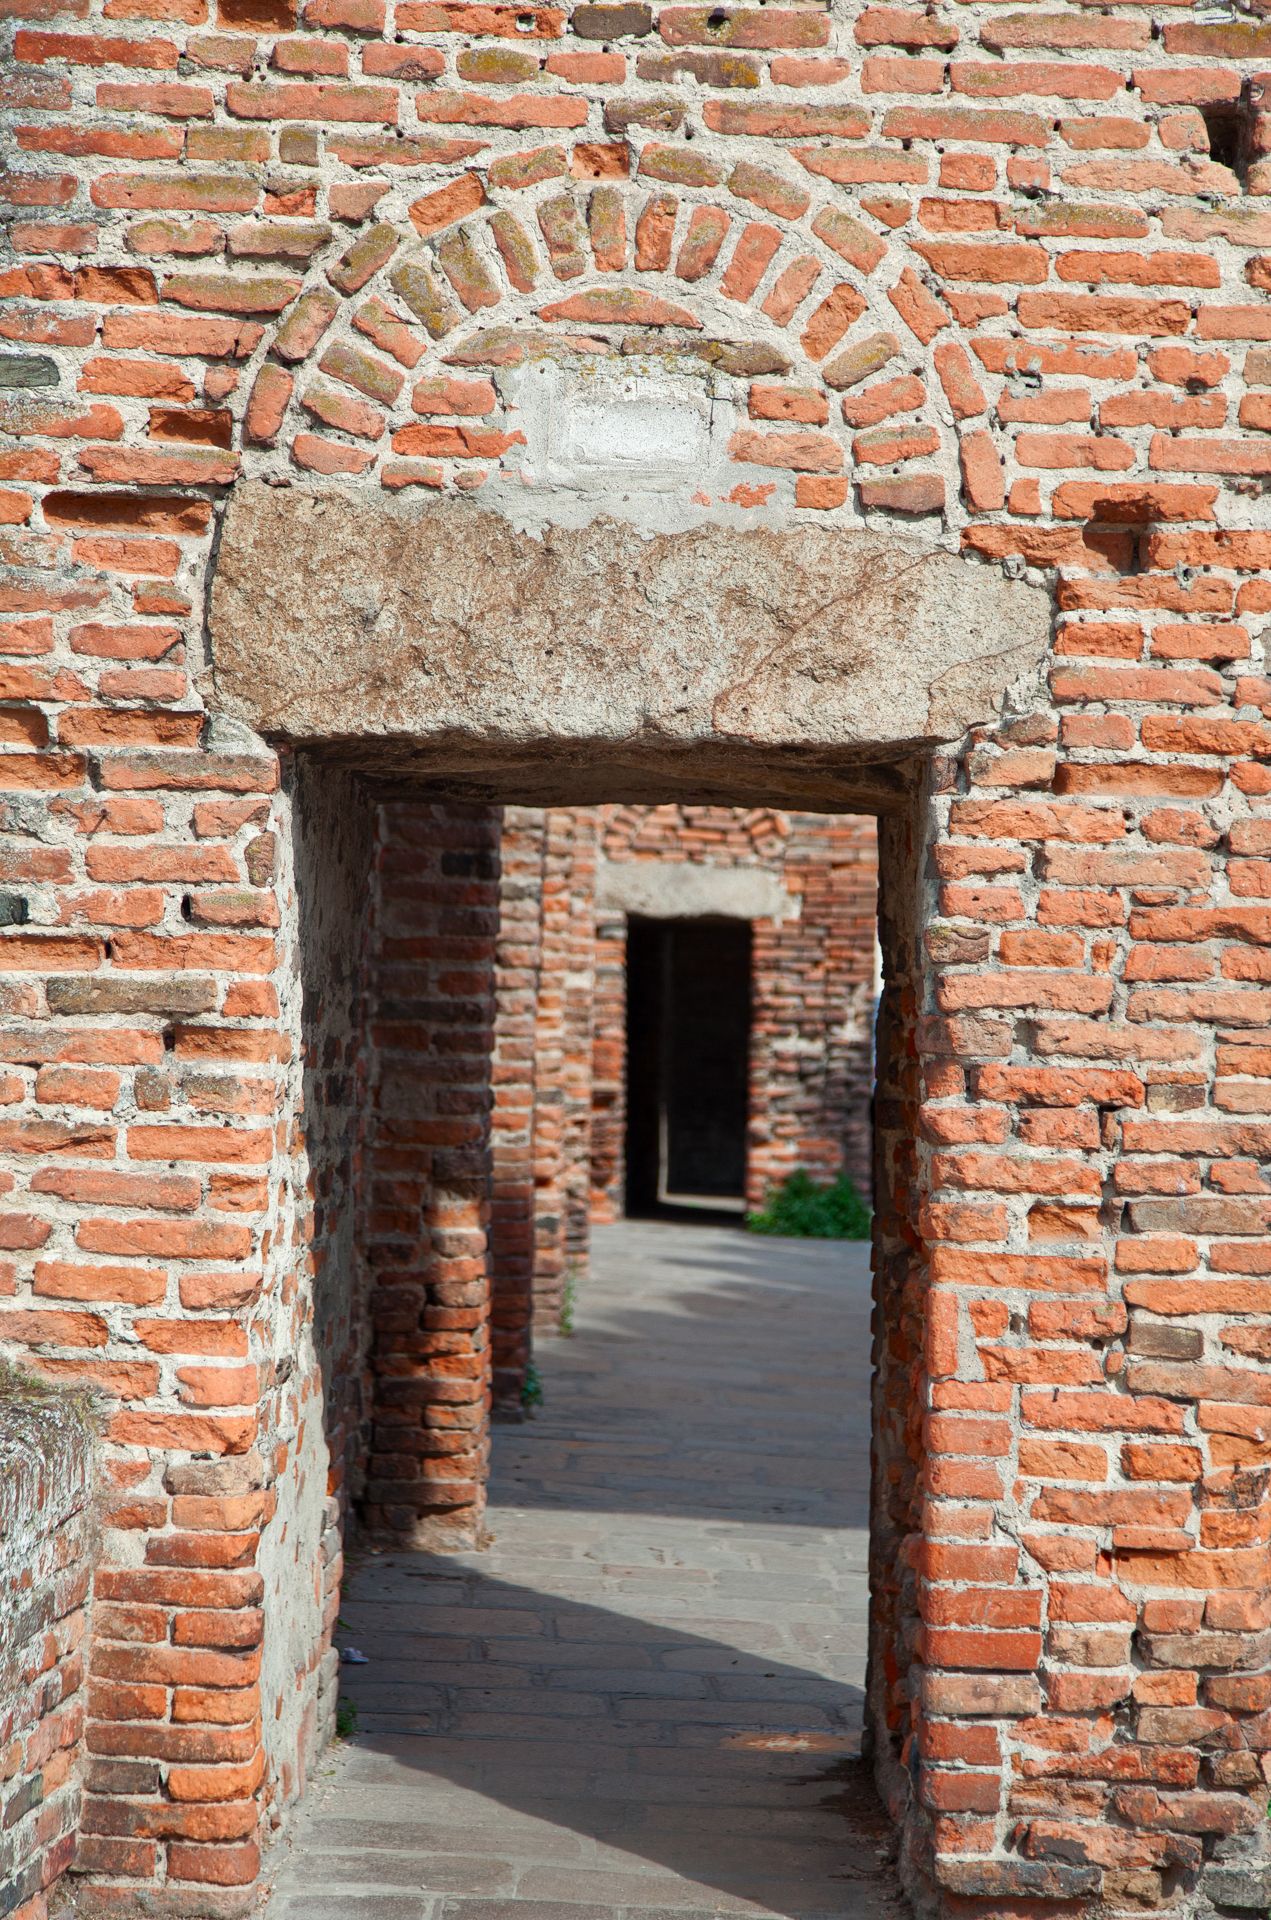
[{"left": 260, "top": 1220, "right": 908, "bottom": 1920}]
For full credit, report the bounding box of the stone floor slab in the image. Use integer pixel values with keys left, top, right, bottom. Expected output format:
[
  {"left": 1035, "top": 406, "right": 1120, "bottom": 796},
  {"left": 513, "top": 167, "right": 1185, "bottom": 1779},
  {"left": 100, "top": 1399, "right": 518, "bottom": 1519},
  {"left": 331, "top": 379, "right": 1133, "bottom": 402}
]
[{"left": 259, "top": 1222, "right": 907, "bottom": 1920}]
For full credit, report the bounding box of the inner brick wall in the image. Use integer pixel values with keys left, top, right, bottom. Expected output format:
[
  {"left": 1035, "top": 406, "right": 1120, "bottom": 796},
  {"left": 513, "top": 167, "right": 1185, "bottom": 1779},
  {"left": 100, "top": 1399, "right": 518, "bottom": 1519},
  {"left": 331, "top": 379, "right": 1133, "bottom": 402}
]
[
  {"left": 2, "top": 0, "right": 1271, "bottom": 1912},
  {"left": 258, "top": 755, "right": 374, "bottom": 1834},
  {"left": 529, "top": 808, "right": 598, "bottom": 1333},
  {"left": 867, "top": 793, "right": 927, "bottom": 1844},
  {"left": 489, "top": 803, "right": 545, "bottom": 1408},
  {"left": 585, "top": 803, "right": 879, "bottom": 1216}
]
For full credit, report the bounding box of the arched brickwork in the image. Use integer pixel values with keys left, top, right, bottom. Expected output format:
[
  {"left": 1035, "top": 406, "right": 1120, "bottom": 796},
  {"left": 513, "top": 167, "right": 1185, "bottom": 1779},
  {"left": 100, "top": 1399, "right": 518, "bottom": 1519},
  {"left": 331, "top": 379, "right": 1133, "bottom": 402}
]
[
  {"left": 2, "top": 3, "right": 1271, "bottom": 1916},
  {"left": 229, "top": 139, "right": 972, "bottom": 514}
]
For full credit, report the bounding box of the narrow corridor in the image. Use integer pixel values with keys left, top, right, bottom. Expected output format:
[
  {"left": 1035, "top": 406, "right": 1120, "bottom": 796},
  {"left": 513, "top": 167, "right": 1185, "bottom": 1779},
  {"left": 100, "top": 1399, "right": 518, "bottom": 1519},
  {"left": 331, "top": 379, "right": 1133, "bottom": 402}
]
[{"left": 261, "top": 1222, "right": 907, "bottom": 1920}]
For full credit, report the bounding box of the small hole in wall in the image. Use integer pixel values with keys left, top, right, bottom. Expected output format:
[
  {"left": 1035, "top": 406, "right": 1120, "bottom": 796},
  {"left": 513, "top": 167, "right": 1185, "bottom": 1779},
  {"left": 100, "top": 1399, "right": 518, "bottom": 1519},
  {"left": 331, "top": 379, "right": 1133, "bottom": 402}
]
[
  {"left": 1200, "top": 101, "right": 1247, "bottom": 185},
  {"left": 707, "top": 7, "right": 728, "bottom": 28},
  {"left": 515, "top": 9, "right": 534, "bottom": 26}
]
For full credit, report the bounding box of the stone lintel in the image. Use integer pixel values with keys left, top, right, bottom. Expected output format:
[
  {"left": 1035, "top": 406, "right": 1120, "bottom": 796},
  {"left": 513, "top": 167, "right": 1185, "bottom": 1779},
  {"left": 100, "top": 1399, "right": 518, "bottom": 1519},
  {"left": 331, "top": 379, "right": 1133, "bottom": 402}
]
[{"left": 207, "top": 483, "right": 1052, "bottom": 799}]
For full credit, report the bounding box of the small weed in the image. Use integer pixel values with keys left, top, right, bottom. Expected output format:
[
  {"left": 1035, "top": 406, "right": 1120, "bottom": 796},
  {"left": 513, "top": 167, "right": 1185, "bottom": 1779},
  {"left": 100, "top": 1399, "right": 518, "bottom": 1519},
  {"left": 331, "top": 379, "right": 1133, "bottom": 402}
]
[
  {"left": 521, "top": 1360, "right": 544, "bottom": 1412},
  {"left": 746, "top": 1170, "right": 871, "bottom": 1241},
  {"left": 335, "top": 1698, "right": 358, "bottom": 1741},
  {"left": 559, "top": 1263, "right": 580, "bottom": 1336}
]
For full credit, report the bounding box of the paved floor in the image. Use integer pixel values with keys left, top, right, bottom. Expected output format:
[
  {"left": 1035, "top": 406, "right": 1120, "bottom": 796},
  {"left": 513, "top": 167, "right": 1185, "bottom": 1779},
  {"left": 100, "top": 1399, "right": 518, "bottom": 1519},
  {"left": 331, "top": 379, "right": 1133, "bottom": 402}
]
[{"left": 260, "top": 1220, "right": 907, "bottom": 1920}]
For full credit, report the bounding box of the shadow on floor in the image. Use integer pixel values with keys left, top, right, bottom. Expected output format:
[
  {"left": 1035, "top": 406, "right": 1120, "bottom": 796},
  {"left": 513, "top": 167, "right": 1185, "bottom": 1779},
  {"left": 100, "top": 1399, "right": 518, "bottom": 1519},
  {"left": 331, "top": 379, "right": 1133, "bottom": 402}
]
[{"left": 268, "top": 1552, "right": 902, "bottom": 1920}]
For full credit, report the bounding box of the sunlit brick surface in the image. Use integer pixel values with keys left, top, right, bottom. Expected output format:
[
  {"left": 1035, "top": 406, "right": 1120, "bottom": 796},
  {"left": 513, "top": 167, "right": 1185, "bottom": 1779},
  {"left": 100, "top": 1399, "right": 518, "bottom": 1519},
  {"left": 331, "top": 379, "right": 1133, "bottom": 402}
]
[{"left": 3, "top": 0, "right": 1271, "bottom": 1910}]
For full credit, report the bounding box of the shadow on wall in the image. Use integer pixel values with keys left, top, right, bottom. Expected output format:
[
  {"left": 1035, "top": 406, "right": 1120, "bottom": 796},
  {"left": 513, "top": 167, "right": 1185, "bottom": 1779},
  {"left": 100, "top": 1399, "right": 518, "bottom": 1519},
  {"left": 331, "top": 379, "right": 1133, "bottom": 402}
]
[
  {"left": 288, "top": 1555, "right": 889, "bottom": 1920},
  {"left": 292, "top": 758, "right": 377, "bottom": 1521}
]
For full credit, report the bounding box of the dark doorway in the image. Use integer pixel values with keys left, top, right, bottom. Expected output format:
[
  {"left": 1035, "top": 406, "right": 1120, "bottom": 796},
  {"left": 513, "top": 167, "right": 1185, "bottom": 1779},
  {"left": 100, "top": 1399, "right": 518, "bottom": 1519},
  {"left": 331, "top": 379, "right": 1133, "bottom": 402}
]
[{"left": 624, "top": 916, "right": 752, "bottom": 1216}]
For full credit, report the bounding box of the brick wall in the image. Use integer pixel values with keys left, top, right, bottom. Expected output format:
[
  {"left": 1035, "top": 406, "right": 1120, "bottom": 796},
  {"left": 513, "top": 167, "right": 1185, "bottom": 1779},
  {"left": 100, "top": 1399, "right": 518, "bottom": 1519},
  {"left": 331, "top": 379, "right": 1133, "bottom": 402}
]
[
  {"left": 2, "top": 0, "right": 1271, "bottom": 1911},
  {"left": 0, "top": 1371, "right": 94, "bottom": 1920}
]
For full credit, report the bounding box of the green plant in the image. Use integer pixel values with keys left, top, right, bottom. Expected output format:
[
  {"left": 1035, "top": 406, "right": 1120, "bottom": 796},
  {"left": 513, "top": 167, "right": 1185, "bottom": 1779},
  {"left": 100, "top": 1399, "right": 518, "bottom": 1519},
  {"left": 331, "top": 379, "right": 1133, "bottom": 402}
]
[
  {"left": 559, "top": 1262, "right": 580, "bottom": 1336},
  {"left": 521, "top": 1360, "right": 544, "bottom": 1412},
  {"left": 335, "top": 1698, "right": 358, "bottom": 1741},
  {"left": 746, "top": 1169, "right": 872, "bottom": 1241},
  {"left": 0, "top": 1358, "right": 97, "bottom": 1420}
]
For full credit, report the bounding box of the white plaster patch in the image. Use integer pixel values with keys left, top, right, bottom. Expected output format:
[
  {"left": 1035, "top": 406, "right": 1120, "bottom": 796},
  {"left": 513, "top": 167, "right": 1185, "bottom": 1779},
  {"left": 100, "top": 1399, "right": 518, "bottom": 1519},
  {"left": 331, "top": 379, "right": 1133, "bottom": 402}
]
[
  {"left": 485, "top": 356, "right": 789, "bottom": 536},
  {"left": 549, "top": 367, "right": 711, "bottom": 484}
]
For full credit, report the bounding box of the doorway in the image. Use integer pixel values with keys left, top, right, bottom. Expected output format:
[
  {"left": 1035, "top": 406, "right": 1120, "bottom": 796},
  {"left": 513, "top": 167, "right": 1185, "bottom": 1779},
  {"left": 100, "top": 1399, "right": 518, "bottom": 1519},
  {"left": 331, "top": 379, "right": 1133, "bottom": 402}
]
[
  {"left": 200, "top": 474, "right": 1022, "bottom": 1918},
  {"left": 624, "top": 916, "right": 753, "bottom": 1217}
]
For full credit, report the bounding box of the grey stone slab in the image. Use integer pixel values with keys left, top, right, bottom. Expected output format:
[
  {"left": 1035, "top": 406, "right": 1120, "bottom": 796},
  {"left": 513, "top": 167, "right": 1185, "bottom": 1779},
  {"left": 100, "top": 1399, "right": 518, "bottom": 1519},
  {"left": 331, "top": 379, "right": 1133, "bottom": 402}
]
[
  {"left": 285, "top": 1853, "right": 517, "bottom": 1895},
  {"left": 211, "top": 486, "right": 1049, "bottom": 810},
  {"left": 302, "top": 1825, "right": 589, "bottom": 1862},
  {"left": 514, "top": 1866, "right": 788, "bottom": 1912},
  {"left": 268, "top": 1900, "right": 436, "bottom": 1919},
  {"left": 484, "top": 1637, "right": 659, "bottom": 1669},
  {"left": 0, "top": 355, "right": 58, "bottom": 389},
  {"left": 545, "top": 1669, "right": 708, "bottom": 1698},
  {"left": 438, "top": 1904, "right": 609, "bottom": 1920}
]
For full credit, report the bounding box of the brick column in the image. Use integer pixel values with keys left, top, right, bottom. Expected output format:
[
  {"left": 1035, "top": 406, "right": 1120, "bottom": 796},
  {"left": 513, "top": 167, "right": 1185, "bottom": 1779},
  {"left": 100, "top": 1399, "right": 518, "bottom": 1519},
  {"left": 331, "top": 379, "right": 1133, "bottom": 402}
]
[
  {"left": 490, "top": 806, "right": 545, "bottom": 1410},
  {"left": 558, "top": 812, "right": 597, "bottom": 1286},
  {"left": 528, "top": 810, "right": 596, "bottom": 1334},
  {"left": 490, "top": 807, "right": 595, "bottom": 1392},
  {"left": 588, "top": 909, "right": 627, "bottom": 1225},
  {"left": 361, "top": 800, "right": 500, "bottom": 1549}
]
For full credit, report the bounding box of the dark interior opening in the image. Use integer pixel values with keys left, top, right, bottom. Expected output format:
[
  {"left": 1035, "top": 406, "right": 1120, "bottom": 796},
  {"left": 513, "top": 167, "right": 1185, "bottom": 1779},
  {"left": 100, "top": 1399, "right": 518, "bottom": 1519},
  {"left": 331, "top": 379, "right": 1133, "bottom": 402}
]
[
  {"left": 624, "top": 915, "right": 753, "bottom": 1218},
  {"left": 1200, "top": 99, "right": 1247, "bottom": 184}
]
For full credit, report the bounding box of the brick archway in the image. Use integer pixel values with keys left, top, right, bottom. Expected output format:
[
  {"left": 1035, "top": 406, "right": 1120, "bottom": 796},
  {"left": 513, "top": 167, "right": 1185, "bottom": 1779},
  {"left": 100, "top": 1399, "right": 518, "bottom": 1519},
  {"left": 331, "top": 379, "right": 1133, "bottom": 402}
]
[{"left": 230, "top": 131, "right": 989, "bottom": 519}]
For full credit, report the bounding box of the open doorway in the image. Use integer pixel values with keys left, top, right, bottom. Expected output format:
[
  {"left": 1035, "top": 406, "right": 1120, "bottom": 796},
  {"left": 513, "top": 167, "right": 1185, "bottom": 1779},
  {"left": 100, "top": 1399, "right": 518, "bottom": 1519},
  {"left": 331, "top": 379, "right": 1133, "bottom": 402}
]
[{"left": 624, "top": 915, "right": 753, "bottom": 1217}]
